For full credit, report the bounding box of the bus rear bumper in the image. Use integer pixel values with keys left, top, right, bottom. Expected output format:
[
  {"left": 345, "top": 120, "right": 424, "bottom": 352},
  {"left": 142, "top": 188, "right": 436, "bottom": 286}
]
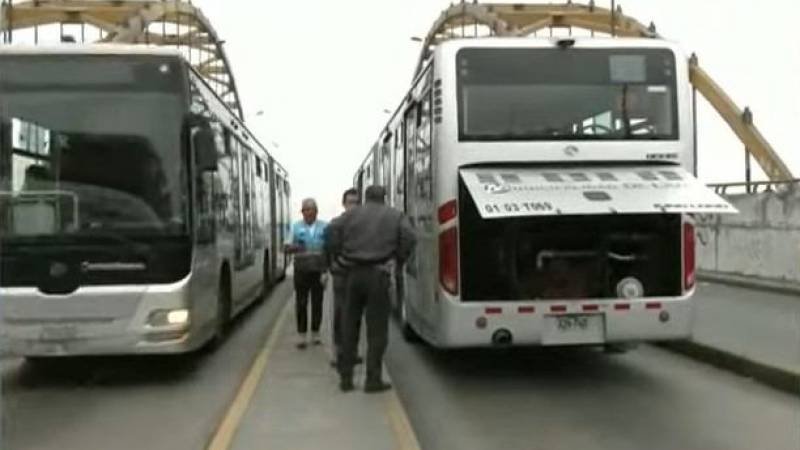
[{"left": 432, "top": 295, "right": 694, "bottom": 349}]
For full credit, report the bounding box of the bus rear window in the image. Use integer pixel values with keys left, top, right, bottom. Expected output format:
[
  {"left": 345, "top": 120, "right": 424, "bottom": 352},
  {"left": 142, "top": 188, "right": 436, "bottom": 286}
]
[{"left": 456, "top": 47, "right": 678, "bottom": 142}]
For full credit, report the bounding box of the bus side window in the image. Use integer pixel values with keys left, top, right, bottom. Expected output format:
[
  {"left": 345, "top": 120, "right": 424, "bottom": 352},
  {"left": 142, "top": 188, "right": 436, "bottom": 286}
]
[
  {"left": 381, "top": 141, "right": 391, "bottom": 200},
  {"left": 404, "top": 106, "right": 417, "bottom": 216},
  {"left": 239, "top": 141, "right": 256, "bottom": 267},
  {"left": 416, "top": 92, "right": 433, "bottom": 203},
  {"left": 194, "top": 121, "right": 221, "bottom": 243},
  {"left": 394, "top": 125, "right": 404, "bottom": 208},
  {"left": 216, "top": 129, "right": 233, "bottom": 232}
]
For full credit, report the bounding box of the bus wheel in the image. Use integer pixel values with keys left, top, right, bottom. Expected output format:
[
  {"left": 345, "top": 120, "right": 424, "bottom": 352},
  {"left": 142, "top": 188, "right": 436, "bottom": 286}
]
[
  {"left": 278, "top": 255, "right": 288, "bottom": 281},
  {"left": 399, "top": 300, "right": 421, "bottom": 343},
  {"left": 260, "top": 251, "right": 271, "bottom": 301},
  {"left": 212, "top": 274, "right": 232, "bottom": 346}
]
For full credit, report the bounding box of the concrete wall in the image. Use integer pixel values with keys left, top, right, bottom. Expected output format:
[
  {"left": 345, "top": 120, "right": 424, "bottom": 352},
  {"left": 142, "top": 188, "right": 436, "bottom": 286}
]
[{"left": 697, "top": 188, "right": 800, "bottom": 286}]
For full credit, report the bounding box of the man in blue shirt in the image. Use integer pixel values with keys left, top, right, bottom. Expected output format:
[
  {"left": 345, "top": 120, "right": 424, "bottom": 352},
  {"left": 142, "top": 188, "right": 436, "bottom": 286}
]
[{"left": 285, "top": 198, "right": 328, "bottom": 349}]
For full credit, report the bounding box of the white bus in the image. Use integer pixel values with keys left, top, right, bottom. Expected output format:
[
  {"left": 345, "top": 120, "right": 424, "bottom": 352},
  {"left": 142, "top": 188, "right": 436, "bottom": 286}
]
[
  {"left": 355, "top": 38, "right": 734, "bottom": 349},
  {"left": 0, "top": 46, "right": 291, "bottom": 356}
]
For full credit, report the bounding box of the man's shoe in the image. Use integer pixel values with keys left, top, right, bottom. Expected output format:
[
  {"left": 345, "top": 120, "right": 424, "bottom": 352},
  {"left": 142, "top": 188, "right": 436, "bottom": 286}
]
[
  {"left": 364, "top": 381, "right": 392, "bottom": 393},
  {"left": 331, "top": 356, "right": 363, "bottom": 367},
  {"left": 296, "top": 334, "right": 308, "bottom": 349},
  {"left": 311, "top": 332, "right": 322, "bottom": 346},
  {"left": 339, "top": 379, "right": 355, "bottom": 393}
]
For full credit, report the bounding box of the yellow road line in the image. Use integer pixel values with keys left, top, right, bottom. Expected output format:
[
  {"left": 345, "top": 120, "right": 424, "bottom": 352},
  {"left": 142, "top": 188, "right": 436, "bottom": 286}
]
[
  {"left": 207, "top": 298, "right": 292, "bottom": 450},
  {"left": 384, "top": 365, "right": 423, "bottom": 450}
]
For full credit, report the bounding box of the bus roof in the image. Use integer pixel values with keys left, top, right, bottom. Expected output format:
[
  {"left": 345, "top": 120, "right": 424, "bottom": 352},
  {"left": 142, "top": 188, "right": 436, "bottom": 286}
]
[
  {"left": 0, "top": 44, "right": 182, "bottom": 57},
  {"left": 434, "top": 36, "right": 684, "bottom": 53}
]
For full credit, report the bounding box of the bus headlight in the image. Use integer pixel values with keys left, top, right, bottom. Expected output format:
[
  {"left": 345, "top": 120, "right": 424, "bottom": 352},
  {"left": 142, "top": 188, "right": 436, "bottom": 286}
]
[{"left": 148, "top": 309, "right": 190, "bottom": 327}]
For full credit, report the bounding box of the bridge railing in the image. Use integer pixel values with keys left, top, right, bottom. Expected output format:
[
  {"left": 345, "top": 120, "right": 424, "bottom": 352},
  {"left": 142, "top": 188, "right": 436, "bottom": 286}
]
[
  {"left": 708, "top": 179, "right": 800, "bottom": 196},
  {"left": 697, "top": 179, "right": 800, "bottom": 291}
]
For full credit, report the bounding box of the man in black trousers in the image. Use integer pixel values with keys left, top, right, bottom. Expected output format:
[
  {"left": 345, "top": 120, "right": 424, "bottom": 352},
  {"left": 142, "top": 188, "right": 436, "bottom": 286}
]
[
  {"left": 327, "top": 185, "right": 416, "bottom": 393},
  {"left": 325, "top": 188, "right": 362, "bottom": 367}
]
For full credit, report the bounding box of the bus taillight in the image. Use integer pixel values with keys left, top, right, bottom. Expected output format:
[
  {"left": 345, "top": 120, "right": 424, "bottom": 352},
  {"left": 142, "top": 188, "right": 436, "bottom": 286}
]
[
  {"left": 439, "top": 226, "right": 459, "bottom": 295},
  {"left": 438, "top": 199, "right": 458, "bottom": 224},
  {"left": 683, "top": 221, "right": 696, "bottom": 291}
]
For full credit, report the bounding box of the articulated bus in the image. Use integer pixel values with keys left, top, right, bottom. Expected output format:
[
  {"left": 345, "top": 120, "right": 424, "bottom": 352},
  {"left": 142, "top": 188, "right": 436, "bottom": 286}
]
[
  {"left": 355, "top": 38, "right": 735, "bottom": 349},
  {"left": 0, "top": 46, "right": 291, "bottom": 356}
]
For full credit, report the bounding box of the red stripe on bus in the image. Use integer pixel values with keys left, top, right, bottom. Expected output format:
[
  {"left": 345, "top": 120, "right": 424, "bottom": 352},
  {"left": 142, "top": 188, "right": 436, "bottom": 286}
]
[
  {"left": 485, "top": 307, "right": 503, "bottom": 315},
  {"left": 646, "top": 302, "right": 662, "bottom": 310},
  {"left": 582, "top": 304, "right": 599, "bottom": 311},
  {"left": 518, "top": 306, "right": 535, "bottom": 314},
  {"left": 614, "top": 303, "right": 631, "bottom": 311},
  {"left": 550, "top": 305, "right": 567, "bottom": 313}
]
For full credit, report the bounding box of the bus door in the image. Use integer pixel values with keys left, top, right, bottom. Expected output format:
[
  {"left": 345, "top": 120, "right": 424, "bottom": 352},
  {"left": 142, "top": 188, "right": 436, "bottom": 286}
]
[
  {"left": 267, "top": 160, "right": 278, "bottom": 276},
  {"left": 409, "top": 92, "right": 436, "bottom": 319},
  {"left": 402, "top": 103, "right": 423, "bottom": 314},
  {"left": 230, "top": 136, "right": 255, "bottom": 272},
  {"left": 258, "top": 156, "right": 274, "bottom": 279},
  {"left": 277, "top": 174, "right": 289, "bottom": 268}
]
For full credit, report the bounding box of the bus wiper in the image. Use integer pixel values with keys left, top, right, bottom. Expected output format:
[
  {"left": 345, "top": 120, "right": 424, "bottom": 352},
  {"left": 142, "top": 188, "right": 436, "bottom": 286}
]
[{"left": 620, "top": 84, "right": 633, "bottom": 139}]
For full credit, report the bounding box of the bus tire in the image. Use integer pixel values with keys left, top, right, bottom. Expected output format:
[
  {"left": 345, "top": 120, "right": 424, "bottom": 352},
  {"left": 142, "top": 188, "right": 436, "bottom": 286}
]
[
  {"left": 399, "top": 299, "right": 421, "bottom": 343},
  {"left": 211, "top": 270, "right": 232, "bottom": 347},
  {"left": 260, "top": 250, "right": 271, "bottom": 301},
  {"left": 278, "top": 255, "right": 288, "bottom": 281}
]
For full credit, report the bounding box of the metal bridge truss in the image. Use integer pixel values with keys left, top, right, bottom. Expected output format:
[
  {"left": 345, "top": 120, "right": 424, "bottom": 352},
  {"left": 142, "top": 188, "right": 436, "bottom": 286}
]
[
  {"left": 0, "top": 0, "right": 244, "bottom": 119},
  {"left": 414, "top": 1, "right": 793, "bottom": 182}
]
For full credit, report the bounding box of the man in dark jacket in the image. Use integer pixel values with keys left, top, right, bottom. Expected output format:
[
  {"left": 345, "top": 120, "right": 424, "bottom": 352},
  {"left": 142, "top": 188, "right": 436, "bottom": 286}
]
[
  {"left": 325, "top": 188, "right": 362, "bottom": 367},
  {"left": 327, "top": 185, "right": 416, "bottom": 393}
]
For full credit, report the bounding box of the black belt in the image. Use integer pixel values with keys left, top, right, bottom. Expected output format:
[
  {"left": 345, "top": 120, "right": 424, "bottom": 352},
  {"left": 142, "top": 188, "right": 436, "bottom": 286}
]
[{"left": 340, "top": 255, "right": 392, "bottom": 267}]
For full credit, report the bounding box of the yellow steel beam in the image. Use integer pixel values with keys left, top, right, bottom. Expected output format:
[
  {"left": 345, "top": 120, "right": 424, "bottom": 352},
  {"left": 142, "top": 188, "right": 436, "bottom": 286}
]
[
  {"left": 203, "top": 72, "right": 230, "bottom": 86},
  {"left": 199, "top": 66, "right": 229, "bottom": 77},
  {"left": 689, "top": 60, "right": 793, "bottom": 181},
  {"left": 143, "top": 31, "right": 212, "bottom": 47},
  {"left": 414, "top": 2, "right": 654, "bottom": 75},
  {"left": 509, "top": 17, "right": 552, "bottom": 37}
]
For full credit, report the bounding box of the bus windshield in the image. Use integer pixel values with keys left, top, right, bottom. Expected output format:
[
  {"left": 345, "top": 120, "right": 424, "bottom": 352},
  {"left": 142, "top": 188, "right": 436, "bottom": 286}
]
[
  {"left": 0, "top": 55, "right": 187, "bottom": 238},
  {"left": 457, "top": 47, "right": 678, "bottom": 141}
]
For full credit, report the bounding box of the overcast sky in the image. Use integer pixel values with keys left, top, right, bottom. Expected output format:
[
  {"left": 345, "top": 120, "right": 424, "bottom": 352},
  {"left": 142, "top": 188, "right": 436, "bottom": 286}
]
[
  {"left": 191, "top": 0, "right": 798, "bottom": 220},
  {"left": 18, "top": 0, "right": 795, "bottom": 220}
]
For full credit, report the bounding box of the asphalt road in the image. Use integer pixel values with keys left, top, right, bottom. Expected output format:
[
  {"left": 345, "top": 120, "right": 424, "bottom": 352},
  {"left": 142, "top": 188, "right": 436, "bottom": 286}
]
[
  {"left": 387, "top": 329, "right": 800, "bottom": 450},
  {"left": 2, "top": 280, "right": 798, "bottom": 450},
  {"left": 1, "top": 280, "right": 293, "bottom": 450}
]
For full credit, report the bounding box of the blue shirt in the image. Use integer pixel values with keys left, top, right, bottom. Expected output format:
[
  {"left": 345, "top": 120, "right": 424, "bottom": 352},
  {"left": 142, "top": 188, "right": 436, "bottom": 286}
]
[{"left": 289, "top": 220, "right": 328, "bottom": 252}]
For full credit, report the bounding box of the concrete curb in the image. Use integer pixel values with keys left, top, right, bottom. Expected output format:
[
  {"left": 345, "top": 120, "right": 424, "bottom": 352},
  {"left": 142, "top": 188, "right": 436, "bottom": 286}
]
[
  {"left": 698, "top": 271, "right": 800, "bottom": 297},
  {"left": 658, "top": 340, "right": 800, "bottom": 396}
]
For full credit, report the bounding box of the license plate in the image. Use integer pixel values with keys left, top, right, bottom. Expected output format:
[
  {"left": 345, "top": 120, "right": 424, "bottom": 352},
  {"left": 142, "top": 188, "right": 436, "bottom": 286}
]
[
  {"left": 39, "top": 325, "right": 78, "bottom": 341},
  {"left": 543, "top": 314, "right": 605, "bottom": 345}
]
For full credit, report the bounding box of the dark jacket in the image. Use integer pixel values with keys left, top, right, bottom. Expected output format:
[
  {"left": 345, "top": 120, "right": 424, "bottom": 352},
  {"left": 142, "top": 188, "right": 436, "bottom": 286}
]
[{"left": 326, "top": 202, "right": 416, "bottom": 267}]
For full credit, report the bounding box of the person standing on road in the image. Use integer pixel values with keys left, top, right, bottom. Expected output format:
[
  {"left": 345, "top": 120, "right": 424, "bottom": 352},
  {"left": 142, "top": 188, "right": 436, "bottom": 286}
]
[
  {"left": 324, "top": 188, "right": 363, "bottom": 367},
  {"left": 285, "top": 198, "right": 328, "bottom": 349},
  {"left": 328, "top": 185, "right": 416, "bottom": 393}
]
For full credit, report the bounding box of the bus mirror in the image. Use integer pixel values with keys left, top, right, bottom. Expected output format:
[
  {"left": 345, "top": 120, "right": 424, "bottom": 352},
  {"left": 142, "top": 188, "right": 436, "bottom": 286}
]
[{"left": 193, "top": 128, "right": 218, "bottom": 172}]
